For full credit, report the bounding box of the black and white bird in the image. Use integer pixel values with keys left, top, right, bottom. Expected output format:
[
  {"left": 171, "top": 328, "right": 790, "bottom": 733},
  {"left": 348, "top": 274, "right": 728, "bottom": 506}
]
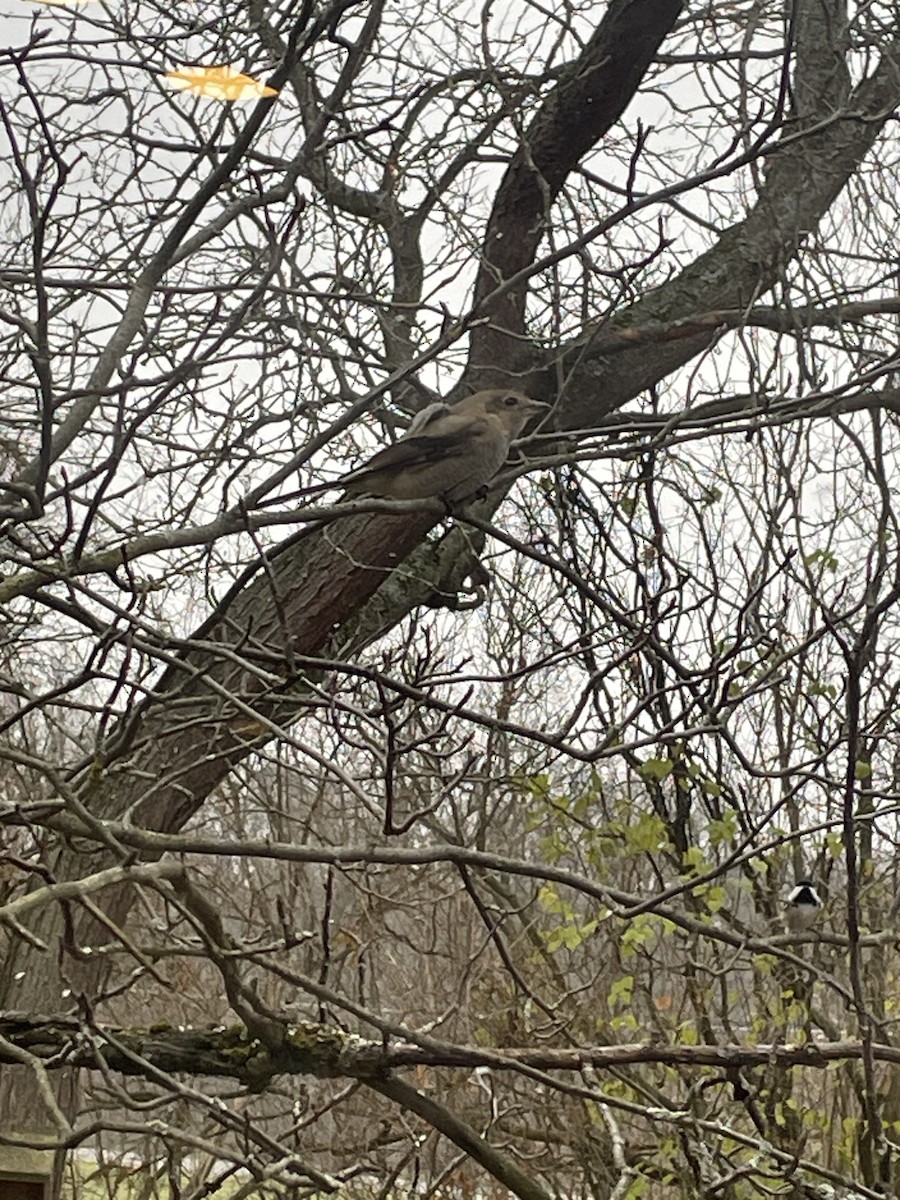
[{"left": 784, "top": 879, "right": 823, "bottom": 933}]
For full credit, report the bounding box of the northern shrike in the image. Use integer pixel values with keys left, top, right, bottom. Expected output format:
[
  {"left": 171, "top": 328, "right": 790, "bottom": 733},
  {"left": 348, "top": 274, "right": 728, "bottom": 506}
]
[{"left": 342, "top": 389, "right": 548, "bottom": 502}]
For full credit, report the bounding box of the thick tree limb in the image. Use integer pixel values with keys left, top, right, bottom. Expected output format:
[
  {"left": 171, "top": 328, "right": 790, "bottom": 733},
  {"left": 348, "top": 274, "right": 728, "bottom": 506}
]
[
  {"left": 470, "top": 0, "right": 683, "bottom": 378},
  {"left": 551, "top": 38, "right": 900, "bottom": 427},
  {"left": 0, "top": 1014, "right": 894, "bottom": 1081},
  {"left": 86, "top": 509, "right": 439, "bottom": 834},
  {"left": 574, "top": 298, "right": 900, "bottom": 355}
]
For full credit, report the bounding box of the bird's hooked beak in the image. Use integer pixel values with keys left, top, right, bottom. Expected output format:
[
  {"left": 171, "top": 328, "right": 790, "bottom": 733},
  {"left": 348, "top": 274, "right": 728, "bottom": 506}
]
[{"left": 521, "top": 397, "right": 551, "bottom": 423}]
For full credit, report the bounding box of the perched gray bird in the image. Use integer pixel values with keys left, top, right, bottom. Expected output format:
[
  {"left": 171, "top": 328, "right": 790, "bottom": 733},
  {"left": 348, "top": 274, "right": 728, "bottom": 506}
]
[
  {"left": 784, "top": 879, "right": 823, "bottom": 933},
  {"left": 341, "top": 389, "right": 548, "bottom": 502}
]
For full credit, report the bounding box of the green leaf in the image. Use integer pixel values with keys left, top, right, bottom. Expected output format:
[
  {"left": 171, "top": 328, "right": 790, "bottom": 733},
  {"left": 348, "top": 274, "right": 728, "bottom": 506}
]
[
  {"left": 623, "top": 811, "right": 669, "bottom": 853},
  {"left": 707, "top": 809, "right": 737, "bottom": 844},
  {"left": 825, "top": 832, "right": 844, "bottom": 858},
  {"left": 809, "top": 680, "right": 837, "bottom": 698},
  {"left": 621, "top": 915, "right": 658, "bottom": 954},
  {"left": 637, "top": 757, "right": 674, "bottom": 782},
  {"left": 804, "top": 548, "right": 839, "bottom": 572},
  {"left": 607, "top": 974, "right": 635, "bottom": 1009},
  {"left": 682, "top": 845, "right": 707, "bottom": 872},
  {"left": 559, "top": 924, "right": 585, "bottom": 950}
]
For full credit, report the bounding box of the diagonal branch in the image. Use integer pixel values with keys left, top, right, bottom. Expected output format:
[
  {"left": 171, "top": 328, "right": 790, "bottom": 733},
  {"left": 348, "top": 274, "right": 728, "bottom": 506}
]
[
  {"left": 368, "top": 1076, "right": 554, "bottom": 1200},
  {"left": 469, "top": 0, "right": 683, "bottom": 378},
  {"left": 553, "top": 34, "right": 900, "bottom": 427}
]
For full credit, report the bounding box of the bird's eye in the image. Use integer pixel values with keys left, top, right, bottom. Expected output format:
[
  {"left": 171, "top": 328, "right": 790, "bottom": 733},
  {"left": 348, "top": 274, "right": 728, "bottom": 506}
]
[{"left": 503, "top": 394, "right": 519, "bottom": 407}]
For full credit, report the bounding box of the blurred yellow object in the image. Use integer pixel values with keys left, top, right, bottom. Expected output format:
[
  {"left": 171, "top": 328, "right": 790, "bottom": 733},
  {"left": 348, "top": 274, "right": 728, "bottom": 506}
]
[{"left": 165, "top": 65, "right": 278, "bottom": 101}]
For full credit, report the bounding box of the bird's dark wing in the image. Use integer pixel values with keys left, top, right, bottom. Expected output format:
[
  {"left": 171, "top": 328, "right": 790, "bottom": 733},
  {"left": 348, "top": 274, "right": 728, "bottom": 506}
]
[
  {"left": 347, "top": 432, "right": 471, "bottom": 478},
  {"left": 348, "top": 413, "right": 488, "bottom": 479}
]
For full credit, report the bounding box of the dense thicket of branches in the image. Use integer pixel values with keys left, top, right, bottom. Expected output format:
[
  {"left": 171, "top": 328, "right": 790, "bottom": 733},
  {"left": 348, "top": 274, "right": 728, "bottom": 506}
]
[{"left": 2, "top": 0, "right": 900, "bottom": 1196}]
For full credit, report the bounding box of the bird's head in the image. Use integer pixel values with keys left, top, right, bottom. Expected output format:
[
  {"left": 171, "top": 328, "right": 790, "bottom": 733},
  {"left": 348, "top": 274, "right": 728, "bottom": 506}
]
[{"left": 463, "top": 389, "right": 549, "bottom": 439}]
